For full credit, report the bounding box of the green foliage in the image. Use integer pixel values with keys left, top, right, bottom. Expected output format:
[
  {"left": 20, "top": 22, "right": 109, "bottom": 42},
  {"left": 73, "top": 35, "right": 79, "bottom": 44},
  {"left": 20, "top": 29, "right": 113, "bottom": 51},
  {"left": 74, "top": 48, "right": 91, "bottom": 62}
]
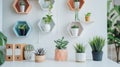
[
  {"left": 48, "top": 1, "right": 53, "bottom": 12},
  {"left": 114, "top": 5, "right": 120, "bottom": 15},
  {"left": 19, "top": 0, "right": 25, "bottom": 5},
  {"left": 54, "top": 37, "right": 69, "bottom": 49},
  {"left": 74, "top": 43, "right": 85, "bottom": 53},
  {"left": 35, "top": 48, "right": 46, "bottom": 56},
  {"left": 71, "top": 25, "right": 79, "bottom": 28},
  {"left": 24, "top": 44, "right": 34, "bottom": 51},
  {"left": 18, "top": 24, "right": 27, "bottom": 30},
  {"left": 43, "top": 15, "right": 52, "bottom": 24},
  {"left": 0, "top": 51, "right": 5, "bottom": 65},
  {"left": 74, "top": 0, "right": 79, "bottom": 2},
  {"left": 0, "top": 32, "right": 7, "bottom": 46},
  {"left": 89, "top": 36, "right": 105, "bottom": 52},
  {"left": 85, "top": 12, "right": 91, "bottom": 17}
]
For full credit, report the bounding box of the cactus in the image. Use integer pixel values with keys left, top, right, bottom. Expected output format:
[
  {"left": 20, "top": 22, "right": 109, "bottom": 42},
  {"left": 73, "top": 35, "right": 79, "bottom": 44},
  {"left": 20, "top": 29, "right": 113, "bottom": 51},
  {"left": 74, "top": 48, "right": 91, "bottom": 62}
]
[{"left": 24, "top": 44, "right": 34, "bottom": 51}]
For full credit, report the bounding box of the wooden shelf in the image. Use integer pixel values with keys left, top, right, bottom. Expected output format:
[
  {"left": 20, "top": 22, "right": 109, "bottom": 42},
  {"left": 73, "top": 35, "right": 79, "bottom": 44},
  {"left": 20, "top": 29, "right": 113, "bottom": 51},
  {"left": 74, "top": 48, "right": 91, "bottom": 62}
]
[
  {"left": 13, "top": 0, "right": 31, "bottom": 14},
  {"left": 67, "top": 0, "right": 85, "bottom": 11}
]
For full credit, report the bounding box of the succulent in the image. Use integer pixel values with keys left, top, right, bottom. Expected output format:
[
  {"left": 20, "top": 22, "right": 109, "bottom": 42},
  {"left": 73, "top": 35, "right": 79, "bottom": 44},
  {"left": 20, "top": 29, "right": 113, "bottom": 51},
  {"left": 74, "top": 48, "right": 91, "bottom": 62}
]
[
  {"left": 24, "top": 44, "right": 34, "bottom": 51},
  {"left": 54, "top": 37, "right": 69, "bottom": 49},
  {"left": 18, "top": 24, "right": 27, "bottom": 30},
  {"left": 74, "top": 0, "right": 79, "bottom": 2},
  {"left": 19, "top": 0, "right": 26, "bottom": 6},
  {"left": 89, "top": 36, "right": 105, "bottom": 52},
  {"left": 85, "top": 12, "right": 91, "bottom": 17},
  {"left": 74, "top": 43, "right": 85, "bottom": 53},
  {"left": 43, "top": 15, "right": 52, "bottom": 24},
  {"left": 71, "top": 25, "right": 79, "bottom": 28},
  {"left": 35, "top": 48, "right": 46, "bottom": 56}
]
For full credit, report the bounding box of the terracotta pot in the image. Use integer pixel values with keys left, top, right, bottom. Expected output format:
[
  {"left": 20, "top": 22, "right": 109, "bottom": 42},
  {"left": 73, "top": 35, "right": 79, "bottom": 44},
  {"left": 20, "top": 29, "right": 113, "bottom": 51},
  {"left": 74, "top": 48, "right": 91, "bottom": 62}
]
[
  {"left": 35, "top": 55, "right": 45, "bottom": 62},
  {"left": 55, "top": 49, "right": 68, "bottom": 61},
  {"left": 85, "top": 16, "right": 90, "bottom": 22}
]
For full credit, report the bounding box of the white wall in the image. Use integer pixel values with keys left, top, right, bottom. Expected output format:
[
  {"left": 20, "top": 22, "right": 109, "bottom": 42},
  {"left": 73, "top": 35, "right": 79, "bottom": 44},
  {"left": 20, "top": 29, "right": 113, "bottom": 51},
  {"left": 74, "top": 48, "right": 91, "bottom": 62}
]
[
  {"left": 3, "top": 0, "right": 107, "bottom": 60},
  {"left": 0, "top": 0, "right": 2, "bottom": 31}
]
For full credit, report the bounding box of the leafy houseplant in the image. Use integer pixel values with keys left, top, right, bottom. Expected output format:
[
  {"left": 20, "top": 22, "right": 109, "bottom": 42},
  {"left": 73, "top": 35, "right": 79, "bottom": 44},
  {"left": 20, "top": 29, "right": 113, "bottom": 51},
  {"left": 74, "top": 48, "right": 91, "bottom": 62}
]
[
  {"left": 71, "top": 25, "right": 79, "bottom": 37},
  {"left": 35, "top": 48, "right": 46, "bottom": 62},
  {"left": 74, "top": 43, "right": 86, "bottom": 62},
  {"left": 85, "top": 12, "right": 91, "bottom": 22},
  {"left": 0, "top": 32, "right": 7, "bottom": 65},
  {"left": 18, "top": 24, "right": 27, "bottom": 36},
  {"left": 19, "top": 0, "right": 26, "bottom": 12},
  {"left": 54, "top": 37, "right": 69, "bottom": 61},
  {"left": 89, "top": 36, "right": 105, "bottom": 61},
  {"left": 24, "top": 44, "right": 34, "bottom": 61}
]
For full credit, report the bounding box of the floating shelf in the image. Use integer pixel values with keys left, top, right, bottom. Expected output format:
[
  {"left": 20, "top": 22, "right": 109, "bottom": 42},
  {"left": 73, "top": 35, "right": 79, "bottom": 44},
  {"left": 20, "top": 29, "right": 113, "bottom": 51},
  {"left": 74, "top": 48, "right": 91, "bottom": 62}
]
[
  {"left": 67, "top": 0, "right": 85, "bottom": 11},
  {"left": 13, "top": 0, "right": 31, "bottom": 14},
  {"left": 38, "top": 0, "right": 55, "bottom": 11},
  {"left": 38, "top": 18, "right": 55, "bottom": 33},
  {"left": 67, "top": 22, "right": 83, "bottom": 37},
  {"left": 13, "top": 21, "right": 31, "bottom": 37}
]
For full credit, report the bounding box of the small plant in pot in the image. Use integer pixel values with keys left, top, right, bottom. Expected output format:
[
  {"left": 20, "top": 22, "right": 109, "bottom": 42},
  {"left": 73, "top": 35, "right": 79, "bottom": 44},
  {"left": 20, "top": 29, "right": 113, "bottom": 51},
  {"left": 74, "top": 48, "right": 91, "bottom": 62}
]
[
  {"left": 34, "top": 48, "right": 46, "bottom": 62},
  {"left": 54, "top": 37, "right": 69, "bottom": 61},
  {"left": 18, "top": 24, "right": 27, "bottom": 36},
  {"left": 74, "top": 0, "right": 80, "bottom": 9},
  {"left": 85, "top": 12, "right": 91, "bottom": 22},
  {"left": 19, "top": 0, "right": 26, "bottom": 12},
  {"left": 74, "top": 43, "right": 86, "bottom": 62},
  {"left": 42, "top": 14, "right": 52, "bottom": 32},
  {"left": 24, "top": 44, "right": 34, "bottom": 61},
  {"left": 89, "top": 36, "right": 105, "bottom": 61},
  {"left": 71, "top": 25, "right": 79, "bottom": 37},
  {"left": 44, "top": 0, "right": 51, "bottom": 8}
]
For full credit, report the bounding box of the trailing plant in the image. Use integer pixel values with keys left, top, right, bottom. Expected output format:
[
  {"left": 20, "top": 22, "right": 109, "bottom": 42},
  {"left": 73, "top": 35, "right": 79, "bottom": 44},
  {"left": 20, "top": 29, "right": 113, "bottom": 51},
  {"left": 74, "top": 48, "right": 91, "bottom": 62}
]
[
  {"left": 71, "top": 25, "right": 79, "bottom": 28},
  {"left": 74, "top": 43, "right": 85, "bottom": 53},
  {"left": 24, "top": 44, "right": 34, "bottom": 51},
  {"left": 43, "top": 15, "right": 52, "bottom": 24},
  {"left": 35, "top": 48, "right": 46, "bottom": 56},
  {"left": 89, "top": 36, "right": 105, "bottom": 52},
  {"left": 85, "top": 12, "right": 91, "bottom": 17},
  {"left": 54, "top": 37, "right": 69, "bottom": 49}
]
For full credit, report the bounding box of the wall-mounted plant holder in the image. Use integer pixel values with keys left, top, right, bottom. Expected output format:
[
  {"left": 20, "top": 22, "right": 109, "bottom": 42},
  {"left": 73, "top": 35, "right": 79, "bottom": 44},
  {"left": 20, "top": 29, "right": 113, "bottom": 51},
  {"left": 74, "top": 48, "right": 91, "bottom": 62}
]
[
  {"left": 67, "top": 22, "right": 83, "bottom": 37},
  {"left": 13, "top": 0, "right": 31, "bottom": 14},
  {"left": 67, "top": 0, "right": 85, "bottom": 11},
  {"left": 38, "top": 18, "right": 55, "bottom": 33},
  {"left": 13, "top": 21, "right": 31, "bottom": 37},
  {"left": 38, "top": 0, "right": 55, "bottom": 11}
]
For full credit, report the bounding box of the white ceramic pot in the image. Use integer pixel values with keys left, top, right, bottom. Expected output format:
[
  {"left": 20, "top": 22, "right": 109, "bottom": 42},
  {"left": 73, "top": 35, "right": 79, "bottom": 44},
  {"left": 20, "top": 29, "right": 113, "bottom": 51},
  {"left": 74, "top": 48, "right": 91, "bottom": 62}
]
[
  {"left": 76, "top": 53, "right": 86, "bottom": 62},
  {"left": 44, "top": 24, "right": 51, "bottom": 32},
  {"left": 20, "top": 5, "right": 25, "bottom": 12},
  {"left": 74, "top": 2, "right": 80, "bottom": 9},
  {"left": 44, "top": 1, "right": 50, "bottom": 8},
  {"left": 71, "top": 28, "right": 79, "bottom": 36},
  {"left": 24, "top": 51, "right": 35, "bottom": 61}
]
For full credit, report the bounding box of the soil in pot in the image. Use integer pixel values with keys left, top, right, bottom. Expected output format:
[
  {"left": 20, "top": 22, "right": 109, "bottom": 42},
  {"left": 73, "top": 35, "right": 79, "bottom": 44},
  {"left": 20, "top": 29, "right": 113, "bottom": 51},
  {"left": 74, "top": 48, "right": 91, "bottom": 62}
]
[{"left": 92, "top": 51, "right": 103, "bottom": 61}]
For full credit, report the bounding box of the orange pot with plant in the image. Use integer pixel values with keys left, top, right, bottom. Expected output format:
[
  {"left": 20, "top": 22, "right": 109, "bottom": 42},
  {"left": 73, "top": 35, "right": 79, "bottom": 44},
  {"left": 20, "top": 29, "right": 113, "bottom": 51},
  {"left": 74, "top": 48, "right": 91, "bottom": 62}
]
[
  {"left": 85, "top": 12, "right": 91, "bottom": 22},
  {"left": 54, "top": 37, "right": 69, "bottom": 61}
]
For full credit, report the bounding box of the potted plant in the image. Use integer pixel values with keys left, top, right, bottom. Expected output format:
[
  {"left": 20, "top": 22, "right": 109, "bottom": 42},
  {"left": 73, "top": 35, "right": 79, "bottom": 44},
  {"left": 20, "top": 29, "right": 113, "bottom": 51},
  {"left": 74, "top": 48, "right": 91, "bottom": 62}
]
[
  {"left": 19, "top": 0, "right": 26, "bottom": 12},
  {"left": 0, "top": 32, "right": 7, "bottom": 65},
  {"left": 42, "top": 14, "right": 52, "bottom": 32},
  {"left": 34, "top": 48, "right": 46, "bottom": 62},
  {"left": 74, "top": 43, "right": 86, "bottom": 62},
  {"left": 24, "top": 44, "right": 34, "bottom": 61},
  {"left": 74, "top": 0, "right": 80, "bottom": 9},
  {"left": 71, "top": 25, "right": 79, "bottom": 37},
  {"left": 54, "top": 37, "right": 69, "bottom": 61},
  {"left": 44, "top": 0, "right": 51, "bottom": 8},
  {"left": 89, "top": 36, "right": 105, "bottom": 61},
  {"left": 18, "top": 24, "right": 27, "bottom": 36},
  {"left": 85, "top": 12, "right": 91, "bottom": 22}
]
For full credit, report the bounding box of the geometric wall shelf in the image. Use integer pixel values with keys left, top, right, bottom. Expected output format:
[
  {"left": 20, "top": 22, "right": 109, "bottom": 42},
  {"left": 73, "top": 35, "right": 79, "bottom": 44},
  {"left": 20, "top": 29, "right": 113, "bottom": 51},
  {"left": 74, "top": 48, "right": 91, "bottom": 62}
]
[
  {"left": 67, "top": 22, "right": 83, "bottom": 37},
  {"left": 38, "top": 0, "right": 55, "bottom": 11},
  {"left": 38, "top": 18, "right": 55, "bottom": 33},
  {"left": 13, "top": 0, "right": 31, "bottom": 14},
  {"left": 13, "top": 21, "right": 31, "bottom": 37},
  {"left": 67, "top": 0, "right": 85, "bottom": 11}
]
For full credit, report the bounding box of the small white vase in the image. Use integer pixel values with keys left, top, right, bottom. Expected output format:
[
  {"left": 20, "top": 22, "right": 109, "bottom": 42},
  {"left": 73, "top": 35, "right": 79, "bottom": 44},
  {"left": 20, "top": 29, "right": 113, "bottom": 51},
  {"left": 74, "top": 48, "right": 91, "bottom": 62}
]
[
  {"left": 76, "top": 53, "right": 86, "bottom": 62},
  {"left": 71, "top": 28, "right": 79, "bottom": 37},
  {"left": 44, "top": 24, "right": 51, "bottom": 32},
  {"left": 44, "top": 1, "right": 50, "bottom": 8},
  {"left": 20, "top": 5, "right": 25, "bottom": 12},
  {"left": 74, "top": 2, "right": 80, "bottom": 9},
  {"left": 24, "top": 51, "right": 35, "bottom": 61}
]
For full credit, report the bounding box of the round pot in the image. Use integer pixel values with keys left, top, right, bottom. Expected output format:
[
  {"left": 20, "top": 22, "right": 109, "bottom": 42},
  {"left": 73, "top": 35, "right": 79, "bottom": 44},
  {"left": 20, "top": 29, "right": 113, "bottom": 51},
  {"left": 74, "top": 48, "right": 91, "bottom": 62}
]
[
  {"left": 44, "top": 1, "right": 50, "bottom": 8},
  {"left": 74, "top": 2, "right": 80, "bottom": 9},
  {"left": 0, "top": 46, "right": 5, "bottom": 65},
  {"left": 76, "top": 53, "right": 86, "bottom": 62},
  {"left": 24, "top": 51, "right": 34, "bottom": 61},
  {"left": 20, "top": 5, "right": 25, "bottom": 12},
  {"left": 44, "top": 24, "right": 51, "bottom": 32},
  {"left": 55, "top": 49, "right": 68, "bottom": 61},
  {"left": 85, "top": 16, "right": 90, "bottom": 22},
  {"left": 92, "top": 51, "right": 103, "bottom": 61},
  {"left": 35, "top": 55, "right": 45, "bottom": 62},
  {"left": 71, "top": 28, "right": 79, "bottom": 37}
]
